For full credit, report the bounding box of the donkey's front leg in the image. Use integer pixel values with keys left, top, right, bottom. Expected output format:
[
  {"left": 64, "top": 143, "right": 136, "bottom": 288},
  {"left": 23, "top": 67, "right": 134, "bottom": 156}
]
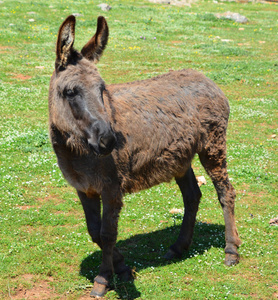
[
  {"left": 78, "top": 191, "right": 102, "bottom": 247},
  {"left": 78, "top": 190, "right": 132, "bottom": 296},
  {"left": 91, "top": 187, "right": 123, "bottom": 297}
]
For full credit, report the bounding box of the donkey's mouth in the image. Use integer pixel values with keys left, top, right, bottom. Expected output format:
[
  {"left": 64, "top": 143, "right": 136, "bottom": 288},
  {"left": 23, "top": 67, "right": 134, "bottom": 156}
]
[
  {"left": 88, "top": 142, "right": 103, "bottom": 157},
  {"left": 88, "top": 143, "right": 110, "bottom": 158}
]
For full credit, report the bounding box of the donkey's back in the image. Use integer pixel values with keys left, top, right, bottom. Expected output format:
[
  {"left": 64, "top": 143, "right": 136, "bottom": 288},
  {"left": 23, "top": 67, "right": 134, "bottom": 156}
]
[{"left": 105, "top": 69, "right": 230, "bottom": 193}]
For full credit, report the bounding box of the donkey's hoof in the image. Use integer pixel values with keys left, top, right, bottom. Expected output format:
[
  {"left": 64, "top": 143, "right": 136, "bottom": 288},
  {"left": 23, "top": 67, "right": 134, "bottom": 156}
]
[
  {"left": 224, "top": 253, "right": 239, "bottom": 266},
  {"left": 91, "top": 276, "right": 109, "bottom": 298},
  {"left": 90, "top": 282, "right": 109, "bottom": 298},
  {"left": 164, "top": 248, "right": 181, "bottom": 260}
]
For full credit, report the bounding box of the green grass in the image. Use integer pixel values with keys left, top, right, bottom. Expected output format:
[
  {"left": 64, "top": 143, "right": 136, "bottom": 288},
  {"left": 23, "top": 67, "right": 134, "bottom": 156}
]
[{"left": 0, "top": 0, "right": 277, "bottom": 299}]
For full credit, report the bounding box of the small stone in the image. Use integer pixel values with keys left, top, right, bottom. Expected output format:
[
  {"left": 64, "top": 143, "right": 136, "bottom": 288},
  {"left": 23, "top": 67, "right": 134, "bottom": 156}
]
[
  {"left": 148, "top": 0, "right": 196, "bottom": 6},
  {"left": 148, "top": 0, "right": 171, "bottom": 3},
  {"left": 196, "top": 175, "right": 207, "bottom": 187},
  {"left": 215, "top": 11, "right": 248, "bottom": 24},
  {"left": 72, "top": 13, "right": 83, "bottom": 17},
  {"left": 269, "top": 218, "right": 278, "bottom": 226},
  {"left": 97, "top": 3, "right": 112, "bottom": 11},
  {"left": 170, "top": 208, "right": 183, "bottom": 214}
]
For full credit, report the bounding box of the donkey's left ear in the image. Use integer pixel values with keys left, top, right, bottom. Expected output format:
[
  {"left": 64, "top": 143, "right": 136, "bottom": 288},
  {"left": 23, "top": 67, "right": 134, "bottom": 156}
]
[
  {"left": 56, "top": 15, "right": 76, "bottom": 68},
  {"left": 81, "top": 16, "right": 109, "bottom": 63}
]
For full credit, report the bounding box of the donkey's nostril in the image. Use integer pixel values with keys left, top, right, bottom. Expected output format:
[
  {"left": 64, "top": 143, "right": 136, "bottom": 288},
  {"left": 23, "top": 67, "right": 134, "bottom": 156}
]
[
  {"left": 98, "top": 133, "right": 116, "bottom": 155},
  {"left": 99, "top": 137, "right": 107, "bottom": 149}
]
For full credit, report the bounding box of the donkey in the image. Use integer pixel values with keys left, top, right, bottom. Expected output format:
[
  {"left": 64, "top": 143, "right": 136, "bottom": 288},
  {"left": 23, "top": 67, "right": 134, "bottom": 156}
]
[{"left": 48, "top": 15, "right": 241, "bottom": 297}]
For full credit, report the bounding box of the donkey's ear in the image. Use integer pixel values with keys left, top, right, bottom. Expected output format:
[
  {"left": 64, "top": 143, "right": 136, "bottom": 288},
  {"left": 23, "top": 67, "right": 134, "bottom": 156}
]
[
  {"left": 81, "top": 16, "right": 109, "bottom": 63},
  {"left": 56, "top": 15, "right": 76, "bottom": 68}
]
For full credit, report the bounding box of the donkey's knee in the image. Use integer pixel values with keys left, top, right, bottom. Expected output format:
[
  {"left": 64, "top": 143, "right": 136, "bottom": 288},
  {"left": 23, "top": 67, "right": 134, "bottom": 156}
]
[
  {"left": 217, "top": 181, "right": 236, "bottom": 208},
  {"left": 88, "top": 229, "right": 102, "bottom": 248}
]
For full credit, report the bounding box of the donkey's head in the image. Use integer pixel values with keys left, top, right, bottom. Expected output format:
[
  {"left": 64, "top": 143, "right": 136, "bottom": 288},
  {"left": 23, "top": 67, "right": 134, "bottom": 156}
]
[{"left": 49, "top": 15, "right": 116, "bottom": 157}]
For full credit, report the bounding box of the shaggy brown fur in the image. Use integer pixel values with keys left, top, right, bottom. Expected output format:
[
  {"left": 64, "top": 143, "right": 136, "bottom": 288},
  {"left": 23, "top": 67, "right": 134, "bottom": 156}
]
[{"left": 48, "top": 15, "right": 241, "bottom": 297}]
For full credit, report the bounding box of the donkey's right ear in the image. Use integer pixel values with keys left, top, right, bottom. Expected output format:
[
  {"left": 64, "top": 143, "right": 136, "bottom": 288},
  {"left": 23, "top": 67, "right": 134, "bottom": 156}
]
[{"left": 56, "top": 15, "right": 76, "bottom": 68}]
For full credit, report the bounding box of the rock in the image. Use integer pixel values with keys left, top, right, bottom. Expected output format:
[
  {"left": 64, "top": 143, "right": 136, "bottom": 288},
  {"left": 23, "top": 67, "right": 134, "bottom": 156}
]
[
  {"left": 196, "top": 175, "right": 207, "bottom": 187},
  {"left": 269, "top": 218, "right": 278, "bottom": 226},
  {"left": 148, "top": 0, "right": 195, "bottom": 6},
  {"left": 215, "top": 11, "right": 248, "bottom": 24},
  {"left": 72, "top": 13, "right": 84, "bottom": 17},
  {"left": 221, "top": 39, "right": 233, "bottom": 42},
  {"left": 170, "top": 208, "right": 184, "bottom": 214},
  {"left": 149, "top": 0, "right": 171, "bottom": 3},
  {"left": 97, "top": 3, "right": 112, "bottom": 11}
]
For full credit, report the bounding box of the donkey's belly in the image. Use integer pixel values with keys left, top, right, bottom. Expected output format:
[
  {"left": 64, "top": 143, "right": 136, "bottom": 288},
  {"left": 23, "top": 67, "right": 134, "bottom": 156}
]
[{"left": 116, "top": 146, "right": 194, "bottom": 194}]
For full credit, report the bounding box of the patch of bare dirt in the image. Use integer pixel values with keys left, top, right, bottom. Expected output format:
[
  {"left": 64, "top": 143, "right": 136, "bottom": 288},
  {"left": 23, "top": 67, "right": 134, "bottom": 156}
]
[
  {"left": 11, "top": 274, "right": 60, "bottom": 300},
  {"left": 272, "top": 285, "right": 278, "bottom": 298},
  {"left": 0, "top": 45, "right": 15, "bottom": 55},
  {"left": 78, "top": 292, "right": 96, "bottom": 300},
  {"left": 17, "top": 205, "right": 36, "bottom": 210},
  {"left": 36, "top": 194, "right": 66, "bottom": 205},
  {"left": 170, "top": 40, "right": 183, "bottom": 44},
  {"left": 11, "top": 74, "right": 32, "bottom": 81}
]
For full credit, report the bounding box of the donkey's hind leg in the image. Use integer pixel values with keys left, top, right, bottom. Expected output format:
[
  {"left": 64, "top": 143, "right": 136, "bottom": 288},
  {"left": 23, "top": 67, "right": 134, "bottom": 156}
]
[
  {"left": 164, "top": 167, "right": 202, "bottom": 260},
  {"left": 198, "top": 139, "right": 241, "bottom": 266}
]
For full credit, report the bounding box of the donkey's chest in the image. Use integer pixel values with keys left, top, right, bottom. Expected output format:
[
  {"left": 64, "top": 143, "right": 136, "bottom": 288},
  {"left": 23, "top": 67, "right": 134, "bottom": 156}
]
[{"left": 56, "top": 152, "right": 105, "bottom": 195}]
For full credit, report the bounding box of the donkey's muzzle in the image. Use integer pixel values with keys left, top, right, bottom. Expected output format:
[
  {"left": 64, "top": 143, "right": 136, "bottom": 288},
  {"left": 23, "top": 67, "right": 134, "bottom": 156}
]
[
  {"left": 98, "top": 132, "right": 117, "bottom": 156},
  {"left": 86, "top": 119, "right": 116, "bottom": 157},
  {"left": 87, "top": 128, "right": 116, "bottom": 157}
]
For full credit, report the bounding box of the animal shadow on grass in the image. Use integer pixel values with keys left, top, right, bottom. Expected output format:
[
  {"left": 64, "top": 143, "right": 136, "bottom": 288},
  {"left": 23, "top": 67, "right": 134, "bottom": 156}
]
[{"left": 80, "top": 222, "right": 225, "bottom": 299}]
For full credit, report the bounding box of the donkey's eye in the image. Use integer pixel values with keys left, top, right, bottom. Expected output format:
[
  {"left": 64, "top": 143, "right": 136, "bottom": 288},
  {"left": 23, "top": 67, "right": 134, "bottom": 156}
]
[{"left": 64, "top": 88, "right": 77, "bottom": 98}]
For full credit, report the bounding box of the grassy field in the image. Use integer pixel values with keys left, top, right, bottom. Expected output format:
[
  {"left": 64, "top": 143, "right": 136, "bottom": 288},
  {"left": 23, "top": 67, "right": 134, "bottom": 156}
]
[{"left": 0, "top": 0, "right": 277, "bottom": 299}]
